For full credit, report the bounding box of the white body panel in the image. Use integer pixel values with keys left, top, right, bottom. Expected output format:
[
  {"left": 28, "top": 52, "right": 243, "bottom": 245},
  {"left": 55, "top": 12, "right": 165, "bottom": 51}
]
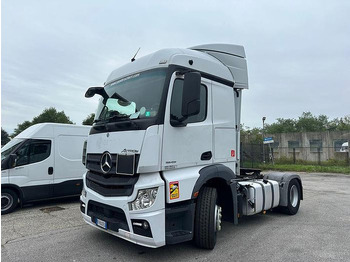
[
  {"left": 162, "top": 166, "right": 203, "bottom": 203},
  {"left": 212, "top": 81, "right": 237, "bottom": 169},
  {"left": 162, "top": 73, "right": 213, "bottom": 170},
  {"left": 86, "top": 125, "right": 162, "bottom": 174},
  {"left": 9, "top": 144, "right": 54, "bottom": 187}
]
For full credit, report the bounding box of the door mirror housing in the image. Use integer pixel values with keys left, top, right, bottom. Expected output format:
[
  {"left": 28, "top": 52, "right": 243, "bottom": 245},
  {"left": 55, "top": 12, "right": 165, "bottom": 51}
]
[
  {"left": 181, "top": 72, "right": 201, "bottom": 118},
  {"left": 8, "top": 154, "right": 17, "bottom": 168},
  {"left": 85, "top": 87, "right": 108, "bottom": 100}
]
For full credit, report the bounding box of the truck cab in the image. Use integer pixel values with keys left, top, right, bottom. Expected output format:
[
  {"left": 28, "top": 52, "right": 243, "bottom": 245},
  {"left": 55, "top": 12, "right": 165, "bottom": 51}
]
[{"left": 81, "top": 44, "right": 302, "bottom": 249}]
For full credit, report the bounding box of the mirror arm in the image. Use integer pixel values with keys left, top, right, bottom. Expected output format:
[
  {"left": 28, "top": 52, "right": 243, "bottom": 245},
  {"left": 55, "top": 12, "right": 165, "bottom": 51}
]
[{"left": 85, "top": 87, "right": 109, "bottom": 100}]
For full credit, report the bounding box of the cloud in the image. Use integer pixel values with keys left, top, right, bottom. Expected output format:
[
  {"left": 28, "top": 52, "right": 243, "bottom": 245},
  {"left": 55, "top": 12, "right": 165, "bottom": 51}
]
[{"left": 2, "top": 0, "right": 350, "bottom": 133}]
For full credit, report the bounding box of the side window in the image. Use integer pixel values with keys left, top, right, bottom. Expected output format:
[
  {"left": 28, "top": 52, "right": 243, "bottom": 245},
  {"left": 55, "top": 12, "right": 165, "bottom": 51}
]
[
  {"left": 15, "top": 140, "right": 51, "bottom": 166},
  {"left": 16, "top": 144, "right": 30, "bottom": 166},
  {"left": 170, "top": 79, "right": 207, "bottom": 124},
  {"left": 28, "top": 140, "right": 51, "bottom": 164}
]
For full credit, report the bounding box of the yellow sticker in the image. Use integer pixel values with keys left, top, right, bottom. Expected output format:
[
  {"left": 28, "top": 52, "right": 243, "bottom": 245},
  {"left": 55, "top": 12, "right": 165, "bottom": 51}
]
[{"left": 170, "top": 181, "right": 179, "bottom": 200}]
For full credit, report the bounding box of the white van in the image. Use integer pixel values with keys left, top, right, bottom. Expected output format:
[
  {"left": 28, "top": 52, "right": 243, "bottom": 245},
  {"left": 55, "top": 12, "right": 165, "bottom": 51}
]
[
  {"left": 1, "top": 123, "right": 90, "bottom": 214},
  {"left": 340, "top": 142, "right": 349, "bottom": 152}
]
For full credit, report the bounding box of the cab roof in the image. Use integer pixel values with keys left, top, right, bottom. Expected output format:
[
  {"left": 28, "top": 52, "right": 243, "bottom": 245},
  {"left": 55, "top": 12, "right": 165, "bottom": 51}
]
[{"left": 106, "top": 44, "right": 248, "bottom": 89}]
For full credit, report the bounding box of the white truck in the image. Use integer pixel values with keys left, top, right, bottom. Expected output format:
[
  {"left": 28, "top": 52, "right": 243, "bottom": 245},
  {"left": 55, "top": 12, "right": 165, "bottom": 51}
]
[
  {"left": 1, "top": 123, "right": 90, "bottom": 214},
  {"left": 80, "top": 44, "right": 303, "bottom": 249}
]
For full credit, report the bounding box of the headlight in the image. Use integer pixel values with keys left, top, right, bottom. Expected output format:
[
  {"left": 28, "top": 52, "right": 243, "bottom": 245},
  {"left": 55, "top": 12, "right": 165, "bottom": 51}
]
[
  {"left": 129, "top": 187, "right": 158, "bottom": 211},
  {"left": 81, "top": 187, "right": 87, "bottom": 198}
]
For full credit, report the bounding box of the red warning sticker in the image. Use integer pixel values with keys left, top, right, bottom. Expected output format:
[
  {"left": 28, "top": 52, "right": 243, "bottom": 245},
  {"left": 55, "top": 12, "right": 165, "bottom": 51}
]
[
  {"left": 231, "top": 150, "right": 235, "bottom": 157},
  {"left": 169, "top": 181, "right": 179, "bottom": 200}
]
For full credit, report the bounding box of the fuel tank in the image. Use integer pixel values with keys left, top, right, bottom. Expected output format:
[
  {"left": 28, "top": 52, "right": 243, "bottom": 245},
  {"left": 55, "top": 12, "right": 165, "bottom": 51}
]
[{"left": 238, "top": 179, "right": 280, "bottom": 216}]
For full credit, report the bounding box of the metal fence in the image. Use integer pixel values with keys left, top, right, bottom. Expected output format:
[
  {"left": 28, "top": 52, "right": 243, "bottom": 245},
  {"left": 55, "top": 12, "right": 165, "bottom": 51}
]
[{"left": 240, "top": 143, "right": 350, "bottom": 168}]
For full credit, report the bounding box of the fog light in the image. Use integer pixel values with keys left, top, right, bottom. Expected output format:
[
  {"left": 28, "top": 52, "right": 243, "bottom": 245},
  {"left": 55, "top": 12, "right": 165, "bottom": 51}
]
[
  {"left": 131, "top": 219, "right": 153, "bottom": 238},
  {"left": 143, "top": 221, "right": 149, "bottom": 230},
  {"left": 80, "top": 201, "right": 86, "bottom": 213}
]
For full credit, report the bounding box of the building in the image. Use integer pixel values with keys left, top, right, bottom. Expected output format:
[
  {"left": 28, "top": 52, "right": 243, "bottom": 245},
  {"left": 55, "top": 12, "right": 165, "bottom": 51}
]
[{"left": 267, "top": 131, "right": 350, "bottom": 163}]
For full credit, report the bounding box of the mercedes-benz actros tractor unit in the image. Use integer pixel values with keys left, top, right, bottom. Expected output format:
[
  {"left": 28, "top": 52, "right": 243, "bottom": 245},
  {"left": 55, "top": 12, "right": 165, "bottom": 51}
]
[{"left": 80, "top": 44, "right": 303, "bottom": 249}]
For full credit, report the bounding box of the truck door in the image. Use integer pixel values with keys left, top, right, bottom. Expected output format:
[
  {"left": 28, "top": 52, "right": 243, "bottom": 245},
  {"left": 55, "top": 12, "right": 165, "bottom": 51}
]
[
  {"left": 162, "top": 74, "right": 212, "bottom": 170},
  {"left": 9, "top": 139, "right": 54, "bottom": 201}
]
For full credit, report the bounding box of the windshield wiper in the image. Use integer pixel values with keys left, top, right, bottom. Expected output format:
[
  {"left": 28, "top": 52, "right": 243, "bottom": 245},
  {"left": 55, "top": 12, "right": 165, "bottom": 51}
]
[{"left": 105, "top": 114, "right": 130, "bottom": 122}]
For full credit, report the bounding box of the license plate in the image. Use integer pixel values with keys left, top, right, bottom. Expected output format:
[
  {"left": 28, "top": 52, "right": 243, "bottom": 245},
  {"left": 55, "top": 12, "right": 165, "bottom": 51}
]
[{"left": 95, "top": 218, "right": 107, "bottom": 229}]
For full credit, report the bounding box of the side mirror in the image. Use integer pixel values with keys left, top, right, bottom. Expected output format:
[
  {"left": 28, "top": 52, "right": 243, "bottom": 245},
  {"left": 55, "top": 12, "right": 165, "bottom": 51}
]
[
  {"left": 8, "top": 154, "right": 17, "bottom": 168},
  {"left": 85, "top": 87, "right": 108, "bottom": 99},
  {"left": 181, "top": 72, "right": 201, "bottom": 118}
]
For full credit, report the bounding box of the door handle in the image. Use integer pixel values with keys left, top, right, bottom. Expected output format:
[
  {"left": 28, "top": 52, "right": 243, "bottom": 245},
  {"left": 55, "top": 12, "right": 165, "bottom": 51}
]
[
  {"left": 201, "top": 151, "right": 212, "bottom": 161},
  {"left": 48, "top": 167, "right": 54, "bottom": 175}
]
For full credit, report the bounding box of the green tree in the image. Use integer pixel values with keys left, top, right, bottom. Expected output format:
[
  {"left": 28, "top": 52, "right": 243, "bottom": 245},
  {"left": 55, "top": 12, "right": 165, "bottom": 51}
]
[
  {"left": 328, "top": 116, "right": 350, "bottom": 131},
  {"left": 82, "top": 113, "right": 95, "bottom": 125},
  {"left": 241, "top": 125, "right": 263, "bottom": 144},
  {"left": 12, "top": 107, "right": 73, "bottom": 137},
  {"left": 265, "top": 118, "right": 297, "bottom": 134},
  {"left": 12, "top": 121, "right": 32, "bottom": 138},
  {"left": 295, "top": 112, "right": 328, "bottom": 132},
  {"left": 1, "top": 128, "right": 10, "bottom": 146},
  {"left": 255, "top": 112, "right": 350, "bottom": 135}
]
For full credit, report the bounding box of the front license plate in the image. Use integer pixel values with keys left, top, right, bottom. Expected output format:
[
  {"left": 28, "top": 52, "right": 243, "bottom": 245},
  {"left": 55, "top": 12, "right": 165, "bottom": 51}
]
[{"left": 95, "top": 218, "right": 107, "bottom": 229}]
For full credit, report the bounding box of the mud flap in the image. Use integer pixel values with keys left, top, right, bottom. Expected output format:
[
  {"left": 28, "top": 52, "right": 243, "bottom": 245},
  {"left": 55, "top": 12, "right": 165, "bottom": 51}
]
[{"left": 263, "top": 172, "right": 303, "bottom": 207}]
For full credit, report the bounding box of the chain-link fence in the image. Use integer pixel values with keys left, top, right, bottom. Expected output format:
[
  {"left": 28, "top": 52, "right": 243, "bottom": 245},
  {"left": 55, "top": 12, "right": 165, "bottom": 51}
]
[{"left": 240, "top": 143, "right": 350, "bottom": 168}]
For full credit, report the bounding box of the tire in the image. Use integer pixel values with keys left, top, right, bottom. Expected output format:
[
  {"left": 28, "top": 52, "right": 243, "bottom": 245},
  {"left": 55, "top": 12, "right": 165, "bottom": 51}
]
[
  {"left": 1, "top": 188, "right": 19, "bottom": 215},
  {"left": 281, "top": 179, "right": 301, "bottom": 215},
  {"left": 194, "top": 187, "right": 222, "bottom": 249}
]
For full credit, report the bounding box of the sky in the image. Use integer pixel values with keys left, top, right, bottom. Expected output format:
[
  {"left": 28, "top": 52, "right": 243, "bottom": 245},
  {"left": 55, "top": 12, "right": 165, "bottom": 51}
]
[{"left": 2, "top": 0, "right": 350, "bottom": 134}]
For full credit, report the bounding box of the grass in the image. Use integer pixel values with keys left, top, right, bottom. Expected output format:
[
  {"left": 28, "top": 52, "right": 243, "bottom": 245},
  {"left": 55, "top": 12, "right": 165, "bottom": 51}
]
[{"left": 258, "top": 163, "right": 350, "bottom": 174}]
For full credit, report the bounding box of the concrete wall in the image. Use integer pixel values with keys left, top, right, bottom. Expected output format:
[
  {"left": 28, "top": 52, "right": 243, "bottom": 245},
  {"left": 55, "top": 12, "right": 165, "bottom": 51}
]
[{"left": 267, "top": 131, "right": 350, "bottom": 162}]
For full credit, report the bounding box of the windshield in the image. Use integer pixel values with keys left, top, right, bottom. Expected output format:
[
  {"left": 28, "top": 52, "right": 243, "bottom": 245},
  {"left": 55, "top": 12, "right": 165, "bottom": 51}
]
[
  {"left": 95, "top": 69, "right": 167, "bottom": 123},
  {"left": 1, "top": 138, "right": 25, "bottom": 161}
]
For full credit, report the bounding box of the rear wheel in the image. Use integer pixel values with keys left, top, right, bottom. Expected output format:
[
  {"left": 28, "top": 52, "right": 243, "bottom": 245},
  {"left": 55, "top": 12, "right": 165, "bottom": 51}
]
[
  {"left": 2, "top": 189, "right": 19, "bottom": 214},
  {"left": 282, "top": 179, "right": 301, "bottom": 215},
  {"left": 194, "top": 187, "right": 222, "bottom": 249}
]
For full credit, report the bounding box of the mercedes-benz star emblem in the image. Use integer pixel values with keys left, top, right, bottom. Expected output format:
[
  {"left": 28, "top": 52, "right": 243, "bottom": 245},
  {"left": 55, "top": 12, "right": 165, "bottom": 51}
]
[{"left": 100, "top": 152, "right": 112, "bottom": 174}]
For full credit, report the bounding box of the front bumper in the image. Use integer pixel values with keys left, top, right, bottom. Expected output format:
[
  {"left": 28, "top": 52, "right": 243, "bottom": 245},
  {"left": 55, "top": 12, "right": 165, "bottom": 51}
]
[{"left": 80, "top": 172, "right": 166, "bottom": 248}]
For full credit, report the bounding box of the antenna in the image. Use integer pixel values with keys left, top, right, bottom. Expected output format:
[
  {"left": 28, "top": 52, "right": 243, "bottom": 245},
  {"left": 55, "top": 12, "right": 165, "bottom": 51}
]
[{"left": 131, "top": 47, "right": 141, "bottom": 62}]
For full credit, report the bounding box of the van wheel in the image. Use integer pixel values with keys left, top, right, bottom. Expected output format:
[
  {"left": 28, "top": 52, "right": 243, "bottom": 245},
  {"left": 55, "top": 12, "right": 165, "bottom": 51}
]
[
  {"left": 281, "top": 179, "right": 301, "bottom": 215},
  {"left": 194, "top": 187, "right": 222, "bottom": 249},
  {"left": 1, "top": 189, "right": 19, "bottom": 214}
]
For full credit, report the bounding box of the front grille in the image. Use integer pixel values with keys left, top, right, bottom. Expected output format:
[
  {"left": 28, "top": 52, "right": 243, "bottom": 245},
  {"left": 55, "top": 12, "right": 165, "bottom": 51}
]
[
  {"left": 87, "top": 200, "right": 129, "bottom": 232},
  {"left": 86, "top": 153, "right": 140, "bottom": 175},
  {"left": 86, "top": 171, "right": 138, "bottom": 196},
  {"left": 85, "top": 153, "right": 140, "bottom": 197}
]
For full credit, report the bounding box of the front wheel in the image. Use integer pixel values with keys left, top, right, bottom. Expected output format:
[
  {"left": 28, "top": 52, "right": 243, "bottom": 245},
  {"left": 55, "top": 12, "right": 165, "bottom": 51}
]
[
  {"left": 2, "top": 189, "right": 19, "bottom": 214},
  {"left": 194, "top": 187, "right": 222, "bottom": 249}
]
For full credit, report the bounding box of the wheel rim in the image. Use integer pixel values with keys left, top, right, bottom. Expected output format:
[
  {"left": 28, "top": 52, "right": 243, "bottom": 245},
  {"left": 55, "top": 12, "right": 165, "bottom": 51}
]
[
  {"left": 290, "top": 185, "right": 299, "bottom": 207},
  {"left": 2, "top": 193, "right": 13, "bottom": 212},
  {"left": 214, "top": 205, "right": 222, "bottom": 232}
]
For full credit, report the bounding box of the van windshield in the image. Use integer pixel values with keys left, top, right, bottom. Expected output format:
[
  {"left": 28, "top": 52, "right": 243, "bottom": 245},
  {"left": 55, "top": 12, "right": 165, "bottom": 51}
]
[
  {"left": 1, "top": 138, "right": 25, "bottom": 161},
  {"left": 94, "top": 69, "right": 167, "bottom": 124}
]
